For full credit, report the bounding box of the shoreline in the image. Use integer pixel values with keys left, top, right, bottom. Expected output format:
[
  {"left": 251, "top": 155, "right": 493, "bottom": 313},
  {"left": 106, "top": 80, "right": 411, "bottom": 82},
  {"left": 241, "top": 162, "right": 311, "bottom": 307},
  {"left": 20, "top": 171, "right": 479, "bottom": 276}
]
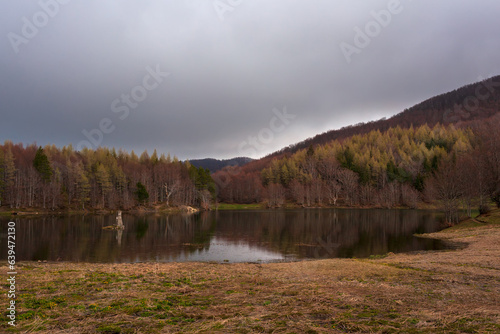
[
  {"left": 0, "top": 202, "right": 443, "bottom": 217},
  {"left": 1, "top": 210, "right": 499, "bottom": 333}
]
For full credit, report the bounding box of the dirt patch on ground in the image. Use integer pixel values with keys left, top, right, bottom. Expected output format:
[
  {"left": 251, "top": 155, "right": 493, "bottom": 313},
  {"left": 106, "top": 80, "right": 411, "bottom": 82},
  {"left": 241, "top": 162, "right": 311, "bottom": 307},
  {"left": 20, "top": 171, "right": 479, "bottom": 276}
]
[{"left": 2, "top": 211, "right": 500, "bottom": 333}]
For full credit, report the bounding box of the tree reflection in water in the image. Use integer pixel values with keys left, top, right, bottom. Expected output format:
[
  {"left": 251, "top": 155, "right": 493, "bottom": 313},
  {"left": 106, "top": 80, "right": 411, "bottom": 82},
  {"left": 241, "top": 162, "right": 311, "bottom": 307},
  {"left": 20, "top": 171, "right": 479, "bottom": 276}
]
[{"left": 0, "top": 209, "right": 445, "bottom": 263}]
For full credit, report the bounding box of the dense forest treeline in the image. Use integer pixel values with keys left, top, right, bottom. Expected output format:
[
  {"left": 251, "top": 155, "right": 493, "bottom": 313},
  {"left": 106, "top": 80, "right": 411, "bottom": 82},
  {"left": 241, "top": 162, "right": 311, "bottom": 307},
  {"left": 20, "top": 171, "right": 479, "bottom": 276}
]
[
  {"left": 213, "top": 117, "right": 500, "bottom": 223},
  {"left": 1, "top": 117, "right": 499, "bottom": 223},
  {"left": 0, "top": 144, "right": 216, "bottom": 211}
]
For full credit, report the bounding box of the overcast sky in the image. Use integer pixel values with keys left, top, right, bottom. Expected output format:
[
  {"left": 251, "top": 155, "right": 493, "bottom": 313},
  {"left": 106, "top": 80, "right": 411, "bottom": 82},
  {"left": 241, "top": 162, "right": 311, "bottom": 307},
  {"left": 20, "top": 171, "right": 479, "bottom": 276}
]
[{"left": 1, "top": 0, "right": 500, "bottom": 160}]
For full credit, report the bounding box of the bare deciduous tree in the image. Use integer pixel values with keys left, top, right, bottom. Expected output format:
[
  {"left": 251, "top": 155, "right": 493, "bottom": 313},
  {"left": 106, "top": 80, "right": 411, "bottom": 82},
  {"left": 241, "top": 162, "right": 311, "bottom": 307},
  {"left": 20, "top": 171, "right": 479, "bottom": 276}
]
[
  {"left": 457, "top": 154, "right": 479, "bottom": 217},
  {"left": 318, "top": 156, "right": 342, "bottom": 206},
  {"left": 425, "top": 159, "right": 463, "bottom": 224},
  {"left": 164, "top": 179, "right": 181, "bottom": 207},
  {"left": 266, "top": 183, "right": 286, "bottom": 208},
  {"left": 401, "top": 183, "right": 420, "bottom": 209},
  {"left": 289, "top": 179, "right": 305, "bottom": 206},
  {"left": 198, "top": 189, "right": 212, "bottom": 210},
  {"left": 337, "top": 168, "right": 358, "bottom": 206}
]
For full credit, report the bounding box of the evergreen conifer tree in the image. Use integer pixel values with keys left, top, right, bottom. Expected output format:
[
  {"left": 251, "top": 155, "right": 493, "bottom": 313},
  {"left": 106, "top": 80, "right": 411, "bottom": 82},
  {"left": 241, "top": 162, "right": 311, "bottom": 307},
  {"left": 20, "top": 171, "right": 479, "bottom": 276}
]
[{"left": 33, "top": 147, "right": 52, "bottom": 182}]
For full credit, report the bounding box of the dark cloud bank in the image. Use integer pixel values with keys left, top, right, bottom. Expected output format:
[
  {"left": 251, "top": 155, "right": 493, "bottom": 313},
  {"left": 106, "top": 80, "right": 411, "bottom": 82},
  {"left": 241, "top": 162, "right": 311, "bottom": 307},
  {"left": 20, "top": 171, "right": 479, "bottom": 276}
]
[{"left": 1, "top": 0, "right": 500, "bottom": 159}]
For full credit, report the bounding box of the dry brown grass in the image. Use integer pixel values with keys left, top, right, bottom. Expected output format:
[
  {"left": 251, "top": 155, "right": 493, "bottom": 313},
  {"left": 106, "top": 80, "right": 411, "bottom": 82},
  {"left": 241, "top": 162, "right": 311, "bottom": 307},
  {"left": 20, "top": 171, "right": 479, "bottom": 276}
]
[{"left": 2, "top": 210, "right": 500, "bottom": 333}]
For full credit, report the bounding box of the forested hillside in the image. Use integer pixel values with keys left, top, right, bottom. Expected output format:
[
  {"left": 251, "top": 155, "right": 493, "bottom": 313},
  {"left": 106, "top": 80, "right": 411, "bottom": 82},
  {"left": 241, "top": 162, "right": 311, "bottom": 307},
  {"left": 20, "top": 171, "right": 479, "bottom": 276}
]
[
  {"left": 0, "top": 145, "right": 215, "bottom": 210},
  {"left": 275, "top": 75, "right": 500, "bottom": 155},
  {"left": 1, "top": 116, "right": 499, "bottom": 221},
  {"left": 213, "top": 116, "right": 500, "bottom": 222}
]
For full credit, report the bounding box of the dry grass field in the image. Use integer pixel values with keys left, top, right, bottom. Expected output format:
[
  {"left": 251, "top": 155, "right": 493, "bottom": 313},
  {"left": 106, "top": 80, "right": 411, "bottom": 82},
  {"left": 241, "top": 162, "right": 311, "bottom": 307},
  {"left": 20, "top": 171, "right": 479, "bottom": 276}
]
[{"left": 2, "top": 210, "right": 500, "bottom": 333}]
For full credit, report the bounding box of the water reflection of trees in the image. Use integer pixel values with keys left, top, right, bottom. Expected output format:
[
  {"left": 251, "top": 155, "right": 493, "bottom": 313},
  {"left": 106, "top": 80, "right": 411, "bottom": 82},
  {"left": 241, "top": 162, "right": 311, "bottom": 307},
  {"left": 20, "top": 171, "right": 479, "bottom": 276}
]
[
  {"left": 1, "top": 213, "right": 216, "bottom": 263},
  {"left": 0, "top": 210, "right": 443, "bottom": 263},
  {"left": 214, "top": 209, "right": 443, "bottom": 258}
]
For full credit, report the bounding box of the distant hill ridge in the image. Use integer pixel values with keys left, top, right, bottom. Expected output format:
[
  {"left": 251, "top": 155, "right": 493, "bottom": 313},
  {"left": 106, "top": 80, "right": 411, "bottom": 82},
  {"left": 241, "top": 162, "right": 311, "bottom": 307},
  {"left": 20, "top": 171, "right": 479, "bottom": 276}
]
[{"left": 188, "top": 157, "right": 254, "bottom": 173}]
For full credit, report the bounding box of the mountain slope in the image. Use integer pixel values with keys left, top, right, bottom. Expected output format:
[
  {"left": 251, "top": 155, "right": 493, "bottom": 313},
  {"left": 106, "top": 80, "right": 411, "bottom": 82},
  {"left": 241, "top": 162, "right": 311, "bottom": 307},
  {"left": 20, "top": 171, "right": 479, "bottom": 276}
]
[
  {"left": 189, "top": 157, "right": 253, "bottom": 173},
  {"left": 235, "top": 75, "right": 500, "bottom": 174},
  {"left": 280, "top": 75, "right": 500, "bottom": 155}
]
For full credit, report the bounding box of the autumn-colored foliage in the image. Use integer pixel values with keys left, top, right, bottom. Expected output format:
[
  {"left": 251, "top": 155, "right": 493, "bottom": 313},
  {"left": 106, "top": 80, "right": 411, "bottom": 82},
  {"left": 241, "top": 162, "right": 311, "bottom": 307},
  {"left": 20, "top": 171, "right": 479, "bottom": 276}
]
[
  {"left": 0, "top": 144, "right": 212, "bottom": 210},
  {"left": 1, "top": 116, "right": 499, "bottom": 223},
  {"left": 214, "top": 116, "right": 500, "bottom": 222}
]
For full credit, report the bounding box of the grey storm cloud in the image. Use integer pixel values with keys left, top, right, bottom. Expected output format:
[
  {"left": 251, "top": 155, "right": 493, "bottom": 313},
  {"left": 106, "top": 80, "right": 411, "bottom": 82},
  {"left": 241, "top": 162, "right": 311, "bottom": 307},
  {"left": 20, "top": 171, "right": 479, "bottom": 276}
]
[{"left": 1, "top": 0, "right": 500, "bottom": 159}]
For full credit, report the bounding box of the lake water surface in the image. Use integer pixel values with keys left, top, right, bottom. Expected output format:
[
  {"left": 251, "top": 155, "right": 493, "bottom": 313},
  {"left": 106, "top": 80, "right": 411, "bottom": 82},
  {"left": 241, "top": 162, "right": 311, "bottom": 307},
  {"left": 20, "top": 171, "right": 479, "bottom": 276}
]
[{"left": 1, "top": 209, "right": 446, "bottom": 263}]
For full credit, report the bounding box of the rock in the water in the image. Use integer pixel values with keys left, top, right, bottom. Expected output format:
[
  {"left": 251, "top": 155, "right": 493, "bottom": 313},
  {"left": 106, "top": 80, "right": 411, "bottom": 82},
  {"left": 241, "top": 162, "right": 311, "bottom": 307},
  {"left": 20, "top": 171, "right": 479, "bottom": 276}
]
[{"left": 179, "top": 205, "right": 199, "bottom": 213}]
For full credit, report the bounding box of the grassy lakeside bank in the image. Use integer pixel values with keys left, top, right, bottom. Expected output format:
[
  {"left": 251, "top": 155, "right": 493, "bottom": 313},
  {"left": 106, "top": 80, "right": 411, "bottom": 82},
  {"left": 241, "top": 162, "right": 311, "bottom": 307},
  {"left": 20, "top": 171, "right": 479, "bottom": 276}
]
[
  {"left": 4, "top": 201, "right": 490, "bottom": 216},
  {"left": 0, "top": 206, "right": 185, "bottom": 217},
  {"left": 1, "top": 201, "right": 450, "bottom": 215},
  {"left": 2, "top": 211, "right": 500, "bottom": 333}
]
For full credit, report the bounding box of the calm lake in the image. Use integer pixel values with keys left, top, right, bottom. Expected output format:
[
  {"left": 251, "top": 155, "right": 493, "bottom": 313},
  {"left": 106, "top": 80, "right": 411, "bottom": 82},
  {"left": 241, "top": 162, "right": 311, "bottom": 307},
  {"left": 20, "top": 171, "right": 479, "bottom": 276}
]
[{"left": 1, "top": 209, "right": 446, "bottom": 263}]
